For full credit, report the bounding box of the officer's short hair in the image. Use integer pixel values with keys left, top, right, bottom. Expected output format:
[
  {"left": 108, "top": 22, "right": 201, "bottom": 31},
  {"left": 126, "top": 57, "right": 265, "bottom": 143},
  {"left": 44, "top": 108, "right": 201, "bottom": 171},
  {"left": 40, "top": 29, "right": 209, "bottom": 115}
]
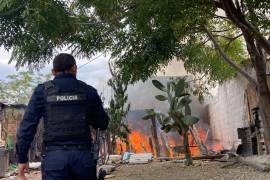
[{"left": 53, "top": 53, "right": 76, "bottom": 72}]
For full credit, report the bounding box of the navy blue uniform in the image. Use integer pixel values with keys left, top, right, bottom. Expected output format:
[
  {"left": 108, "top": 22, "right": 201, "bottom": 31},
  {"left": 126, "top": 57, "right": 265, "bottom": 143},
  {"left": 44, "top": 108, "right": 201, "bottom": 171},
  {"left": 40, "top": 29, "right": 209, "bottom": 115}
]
[{"left": 16, "top": 73, "right": 109, "bottom": 180}]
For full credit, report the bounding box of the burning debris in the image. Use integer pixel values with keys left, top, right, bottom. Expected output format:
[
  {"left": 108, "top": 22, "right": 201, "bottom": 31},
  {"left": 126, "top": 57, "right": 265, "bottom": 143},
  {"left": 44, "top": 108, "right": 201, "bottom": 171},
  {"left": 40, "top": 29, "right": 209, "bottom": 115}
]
[{"left": 114, "top": 115, "right": 224, "bottom": 159}]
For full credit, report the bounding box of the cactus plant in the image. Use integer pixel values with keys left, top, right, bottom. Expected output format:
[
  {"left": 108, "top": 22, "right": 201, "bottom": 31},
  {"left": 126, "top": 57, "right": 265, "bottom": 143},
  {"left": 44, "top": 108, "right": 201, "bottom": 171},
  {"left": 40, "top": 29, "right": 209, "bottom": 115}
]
[{"left": 143, "top": 78, "right": 199, "bottom": 165}]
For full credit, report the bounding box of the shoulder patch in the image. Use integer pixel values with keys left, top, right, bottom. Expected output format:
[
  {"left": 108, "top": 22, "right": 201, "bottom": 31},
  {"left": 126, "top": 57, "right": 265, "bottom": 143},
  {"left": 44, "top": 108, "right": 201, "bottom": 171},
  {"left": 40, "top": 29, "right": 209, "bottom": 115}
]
[{"left": 44, "top": 80, "right": 54, "bottom": 90}]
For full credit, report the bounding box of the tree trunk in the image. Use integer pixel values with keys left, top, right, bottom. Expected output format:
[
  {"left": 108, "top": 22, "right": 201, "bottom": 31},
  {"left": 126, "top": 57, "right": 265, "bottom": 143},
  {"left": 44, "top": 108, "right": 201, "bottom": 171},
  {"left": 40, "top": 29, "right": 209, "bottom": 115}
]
[
  {"left": 106, "top": 131, "right": 113, "bottom": 155},
  {"left": 183, "top": 130, "right": 193, "bottom": 166},
  {"left": 111, "top": 136, "right": 116, "bottom": 154},
  {"left": 255, "top": 72, "right": 270, "bottom": 153},
  {"left": 217, "top": 0, "right": 270, "bottom": 153},
  {"left": 243, "top": 32, "right": 270, "bottom": 153},
  {"left": 151, "top": 117, "right": 161, "bottom": 157},
  {"left": 148, "top": 137, "right": 155, "bottom": 156},
  {"left": 160, "top": 133, "right": 170, "bottom": 157}
]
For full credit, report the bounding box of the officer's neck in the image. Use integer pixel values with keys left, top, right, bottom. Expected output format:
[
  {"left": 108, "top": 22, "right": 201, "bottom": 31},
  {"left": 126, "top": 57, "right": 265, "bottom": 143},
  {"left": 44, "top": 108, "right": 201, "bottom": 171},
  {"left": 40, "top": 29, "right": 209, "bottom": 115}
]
[{"left": 55, "top": 72, "right": 76, "bottom": 78}]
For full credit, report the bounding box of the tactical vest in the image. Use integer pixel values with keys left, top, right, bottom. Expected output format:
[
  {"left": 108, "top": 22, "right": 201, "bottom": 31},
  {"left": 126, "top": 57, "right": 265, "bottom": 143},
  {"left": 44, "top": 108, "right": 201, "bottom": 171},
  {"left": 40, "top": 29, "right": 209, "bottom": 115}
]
[{"left": 43, "top": 80, "right": 90, "bottom": 143}]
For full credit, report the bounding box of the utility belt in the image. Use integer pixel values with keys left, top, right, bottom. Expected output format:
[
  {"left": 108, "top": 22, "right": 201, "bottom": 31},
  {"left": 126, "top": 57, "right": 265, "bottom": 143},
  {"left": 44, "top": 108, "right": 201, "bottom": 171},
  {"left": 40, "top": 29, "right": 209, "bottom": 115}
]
[{"left": 43, "top": 144, "right": 92, "bottom": 152}]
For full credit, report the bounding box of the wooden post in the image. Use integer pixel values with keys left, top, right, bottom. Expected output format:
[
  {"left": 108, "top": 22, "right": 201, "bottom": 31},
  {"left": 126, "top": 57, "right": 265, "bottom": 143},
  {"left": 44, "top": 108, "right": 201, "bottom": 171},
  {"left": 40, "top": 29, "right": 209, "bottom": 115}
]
[
  {"left": 148, "top": 137, "right": 155, "bottom": 156},
  {"left": 160, "top": 133, "right": 170, "bottom": 157},
  {"left": 190, "top": 126, "right": 208, "bottom": 155}
]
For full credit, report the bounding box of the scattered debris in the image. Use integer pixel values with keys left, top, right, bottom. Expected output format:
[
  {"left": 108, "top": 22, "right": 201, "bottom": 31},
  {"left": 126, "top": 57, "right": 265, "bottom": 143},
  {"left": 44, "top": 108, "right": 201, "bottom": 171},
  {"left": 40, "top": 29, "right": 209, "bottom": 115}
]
[
  {"left": 157, "top": 154, "right": 225, "bottom": 162},
  {"left": 98, "top": 165, "right": 116, "bottom": 175},
  {"left": 98, "top": 165, "right": 116, "bottom": 180},
  {"left": 104, "top": 174, "right": 116, "bottom": 179},
  {"left": 29, "top": 162, "right": 41, "bottom": 170},
  {"left": 220, "top": 161, "right": 238, "bottom": 168},
  {"left": 107, "top": 155, "right": 122, "bottom": 164},
  {"left": 122, "top": 152, "right": 134, "bottom": 163},
  {"left": 219, "top": 152, "right": 238, "bottom": 161},
  {"left": 172, "top": 159, "right": 185, "bottom": 163},
  {"left": 237, "top": 155, "right": 270, "bottom": 172},
  {"left": 129, "top": 153, "right": 153, "bottom": 164}
]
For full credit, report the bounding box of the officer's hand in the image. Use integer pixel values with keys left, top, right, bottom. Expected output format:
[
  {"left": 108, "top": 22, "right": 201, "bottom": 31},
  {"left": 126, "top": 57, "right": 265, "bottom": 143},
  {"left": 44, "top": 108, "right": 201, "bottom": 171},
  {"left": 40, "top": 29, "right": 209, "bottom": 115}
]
[{"left": 18, "top": 163, "right": 28, "bottom": 180}]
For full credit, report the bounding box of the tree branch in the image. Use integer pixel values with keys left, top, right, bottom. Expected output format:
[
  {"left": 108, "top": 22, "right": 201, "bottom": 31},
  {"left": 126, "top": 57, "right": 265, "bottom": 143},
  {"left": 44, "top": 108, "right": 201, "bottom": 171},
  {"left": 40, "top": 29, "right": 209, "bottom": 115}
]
[
  {"left": 204, "top": 26, "right": 258, "bottom": 88},
  {"left": 213, "top": 15, "right": 230, "bottom": 22},
  {"left": 220, "top": 0, "right": 270, "bottom": 55},
  {"left": 213, "top": 34, "right": 242, "bottom": 41},
  {"left": 210, "top": 28, "right": 235, "bottom": 33}
]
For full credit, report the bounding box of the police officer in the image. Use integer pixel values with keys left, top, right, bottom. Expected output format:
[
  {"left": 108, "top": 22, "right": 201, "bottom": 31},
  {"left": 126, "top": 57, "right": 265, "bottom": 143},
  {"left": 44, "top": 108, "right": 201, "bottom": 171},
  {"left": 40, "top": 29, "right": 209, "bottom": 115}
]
[{"left": 16, "top": 53, "right": 109, "bottom": 180}]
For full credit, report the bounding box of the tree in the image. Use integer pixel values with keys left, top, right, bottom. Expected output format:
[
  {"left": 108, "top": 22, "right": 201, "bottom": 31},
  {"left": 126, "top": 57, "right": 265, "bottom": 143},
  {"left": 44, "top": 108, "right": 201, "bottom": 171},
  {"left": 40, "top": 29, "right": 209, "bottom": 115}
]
[
  {"left": 1, "top": 0, "right": 270, "bottom": 152},
  {"left": 0, "top": 70, "right": 51, "bottom": 104},
  {"left": 143, "top": 78, "right": 199, "bottom": 165},
  {"left": 106, "top": 62, "right": 131, "bottom": 154},
  {"left": 85, "top": 0, "right": 270, "bottom": 153},
  {"left": 0, "top": 0, "right": 113, "bottom": 67}
]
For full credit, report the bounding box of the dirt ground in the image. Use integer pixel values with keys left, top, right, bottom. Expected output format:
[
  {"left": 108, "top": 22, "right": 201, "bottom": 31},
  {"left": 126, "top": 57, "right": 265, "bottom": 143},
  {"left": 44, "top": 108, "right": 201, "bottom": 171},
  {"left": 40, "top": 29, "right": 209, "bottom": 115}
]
[
  {"left": 2, "top": 160, "right": 270, "bottom": 180},
  {"left": 1, "top": 171, "right": 41, "bottom": 180},
  {"left": 111, "top": 160, "right": 270, "bottom": 180}
]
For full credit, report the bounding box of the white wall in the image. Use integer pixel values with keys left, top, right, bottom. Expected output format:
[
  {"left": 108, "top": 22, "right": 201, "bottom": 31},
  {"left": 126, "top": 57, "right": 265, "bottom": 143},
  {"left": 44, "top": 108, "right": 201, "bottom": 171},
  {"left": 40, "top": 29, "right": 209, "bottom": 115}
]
[{"left": 206, "top": 75, "right": 250, "bottom": 150}]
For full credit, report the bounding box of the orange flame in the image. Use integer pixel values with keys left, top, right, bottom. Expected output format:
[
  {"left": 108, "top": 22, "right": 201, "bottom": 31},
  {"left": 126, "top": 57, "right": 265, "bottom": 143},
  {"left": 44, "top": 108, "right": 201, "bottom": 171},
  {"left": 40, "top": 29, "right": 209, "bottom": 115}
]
[
  {"left": 115, "top": 127, "right": 223, "bottom": 157},
  {"left": 115, "top": 138, "right": 127, "bottom": 154},
  {"left": 128, "top": 131, "right": 152, "bottom": 153}
]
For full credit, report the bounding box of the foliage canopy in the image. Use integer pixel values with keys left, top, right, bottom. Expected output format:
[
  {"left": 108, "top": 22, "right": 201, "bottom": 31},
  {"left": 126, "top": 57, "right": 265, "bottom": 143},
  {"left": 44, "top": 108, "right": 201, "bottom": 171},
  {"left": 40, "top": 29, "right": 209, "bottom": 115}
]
[
  {"left": 1, "top": 0, "right": 265, "bottom": 85},
  {"left": 0, "top": 70, "right": 51, "bottom": 104}
]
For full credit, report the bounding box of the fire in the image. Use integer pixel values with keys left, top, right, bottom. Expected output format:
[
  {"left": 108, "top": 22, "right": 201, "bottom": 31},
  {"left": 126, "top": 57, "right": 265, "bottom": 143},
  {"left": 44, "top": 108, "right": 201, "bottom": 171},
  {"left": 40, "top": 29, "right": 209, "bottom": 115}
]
[
  {"left": 168, "top": 138, "right": 177, "bottom": 157},
  {"left": 210, "top": 143, "right": 223, "bottom": 151},
  {"left": 128, "top": 130, "right": 152, "bottom": 153},
  {"left": 188, "top": 133, "right": 199, "bottom": 156},
  {"left": 114, "top": 126, "right": 223, "bottom": 157},
  {"left": 166, "top": 133, "right": 200, "bottom": 157},
  {"left": 197, "top": 128, "right": 207, "bottom": 142},
  {"left": 196, "top": 127, "right": 223, "bottom": 152},
  {"left": 115, "top": 138, "right": 127, "bottom": 154}
]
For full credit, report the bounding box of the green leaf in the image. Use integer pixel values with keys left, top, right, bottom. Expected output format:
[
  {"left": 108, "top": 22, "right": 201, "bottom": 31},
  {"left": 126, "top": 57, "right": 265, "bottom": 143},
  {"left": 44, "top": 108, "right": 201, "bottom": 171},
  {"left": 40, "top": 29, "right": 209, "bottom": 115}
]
[
  {"left": 175, "top": 79, "right": 186, "bottom": 97},
  {"left": 142, "top": 109, "right": 156, "bottom": 120},
  {"left": 185, "top": 105, "right": 191, "bottom": 115},
  {"left": 163, "top": 117, "right": 171, "bottom": 124},
  {"left": 182, "top": 115, "right": 199, "bottom": 126},
  {"left": 156, "top": 113, "right": 169, "bottom": 125},
  {"left": 155, "top": 95, "right": 168, "bottom": 101},
  {"left": 161, "top": 124, "right": 173, "bottom": 133},
  {"left": 145, "top": 109, "right": 156, "bottom": 116},
  {"left": 152, "top": 80, "right": 166, "bottom": 92},
  {"left": 142, "top": 114, "right": 153, "bottom": 120},
  {"left": 180, "top": 96, "right": 192, "bottom": 106}
]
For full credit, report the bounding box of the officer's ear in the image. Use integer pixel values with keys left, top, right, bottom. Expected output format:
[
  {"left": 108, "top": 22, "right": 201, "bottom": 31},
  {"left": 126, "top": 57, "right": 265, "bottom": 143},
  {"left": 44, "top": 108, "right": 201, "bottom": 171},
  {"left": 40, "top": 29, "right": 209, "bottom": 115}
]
[
  {"left": 71, "top": 64, "right": 77, "bottom": 76},
  {"left": 52, "top": 69, "right": 57, "bottom": 76}
]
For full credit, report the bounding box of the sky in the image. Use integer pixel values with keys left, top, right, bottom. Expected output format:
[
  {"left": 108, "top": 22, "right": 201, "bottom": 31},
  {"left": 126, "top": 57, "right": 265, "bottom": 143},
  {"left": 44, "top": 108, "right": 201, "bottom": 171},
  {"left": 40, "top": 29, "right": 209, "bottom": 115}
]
[{"left": 0, "top": 47, "right": 112, "bottom": 97}]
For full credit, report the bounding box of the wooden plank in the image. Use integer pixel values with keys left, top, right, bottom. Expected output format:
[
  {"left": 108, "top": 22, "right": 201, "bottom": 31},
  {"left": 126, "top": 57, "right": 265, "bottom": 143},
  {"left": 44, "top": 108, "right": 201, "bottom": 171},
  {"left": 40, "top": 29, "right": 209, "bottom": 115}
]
[{"left": 157, "top": 154, "right": 225, "bottom": 161}]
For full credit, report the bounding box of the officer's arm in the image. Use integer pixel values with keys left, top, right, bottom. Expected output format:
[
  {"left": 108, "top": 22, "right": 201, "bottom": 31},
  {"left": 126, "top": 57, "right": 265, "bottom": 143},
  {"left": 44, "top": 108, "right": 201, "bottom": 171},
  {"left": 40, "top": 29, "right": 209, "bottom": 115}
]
[
  {"left": 89, "top": 89, "right": 109, "bottom": 130},
  {"left": 16, "top": 85, "right": 44, "bottom": 163}
]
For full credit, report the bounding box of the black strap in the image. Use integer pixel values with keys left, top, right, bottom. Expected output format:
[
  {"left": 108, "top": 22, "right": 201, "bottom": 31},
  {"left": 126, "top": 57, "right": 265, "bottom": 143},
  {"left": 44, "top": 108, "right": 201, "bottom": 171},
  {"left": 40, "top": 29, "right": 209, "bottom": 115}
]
[
  {"left": 44, "top": 81, "right": 60, "bottom": 95},
  {"left": 44, "top": 144, "right": 91, "bottom": 151}
]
